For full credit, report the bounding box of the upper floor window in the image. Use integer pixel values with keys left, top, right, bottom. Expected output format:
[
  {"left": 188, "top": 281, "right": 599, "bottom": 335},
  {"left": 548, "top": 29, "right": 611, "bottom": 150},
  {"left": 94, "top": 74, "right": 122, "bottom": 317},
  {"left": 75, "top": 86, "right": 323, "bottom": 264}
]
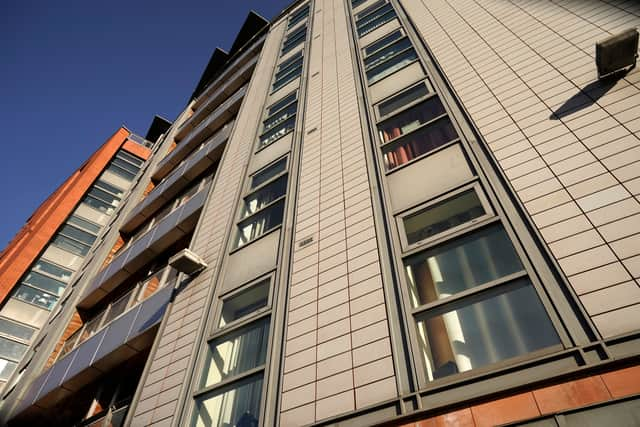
[
  {"left": 355, "top": 1, "right": 397, "bottom": 37},
  {"left": 272, "top": 52, "right": 304, "bottom": 92},
  {"left": 258, "top": 92, "right": 298, "bottom": 149},
  {"left": 363, "top": 30, "right": 418, "bottom": 84},
  {"left": 281, "top": 24, "right": 307, "bottom": 56},
  {"left": 234, "top": 158, "right": 288, "bottom": 248},
  {"left": 288, "top": 4, "right": 310, "bottom": 29}
]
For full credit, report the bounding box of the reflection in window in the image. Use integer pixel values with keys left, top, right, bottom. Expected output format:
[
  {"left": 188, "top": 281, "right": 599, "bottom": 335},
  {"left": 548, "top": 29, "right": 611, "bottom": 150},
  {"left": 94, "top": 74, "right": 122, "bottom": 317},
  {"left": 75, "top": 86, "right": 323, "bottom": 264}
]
[
  {"left": 236, "top": 200, "right": 285, "bottom": 248},
  {"left": 364, "top": 29, "right": 403, "bottom": 57},
  {"left": 0, "top": 318, "right": 36, "bottom": 342},
  {"left": 23, "top": 271, "right": 66, "bottom": 296},
  {"left": 379, "top": 97, "right": 446, "bottom": 142},
  {"left": 288, "top": 4, "right": 310, "bottom": 29},
  {"left": 367, "top": 48, "right": 418, "bottom": 84},
  {"left": 404, "top": 225, "right": 523, "bottom": 308},
  {"left": 382, "top": 116, "right": 458, "bottom": 170},
  {"left": 282, "top": 24, "right": 307, "bottom": 55},
  {"left": 33, "top": 259, "right": 73, "bottom": 282},
  {"left": 251, "top": 158, "right": 287, "bottom": 190},
  {"left": 259, "top": 117, "right": 295, "bottom": 148},
  {"left": 241, "top": 176, "right": 287, "bottom": 219},
  {"left": 263, "top": 103, "right": 297, "bottom": 133},
  {"left": 14, "top": 286, "right": 58, "bottom": 310},
  {"left": 403, "top": 189, "right": 486, "bottom": 245},
  {"left": 201, "top": 318, "right": 269, "bottom": 388},
  {"left": 416, "top": 280, "right": 559, "bottom": 380},
  {"left": 356, "top": 2, "right": 397, "bottom": 37},
  {"left": 192, "top": 374, "right": 263, "bottom": 427},
  {"left": 219, "top": 280, "right": 270, "bottom": 328},
  {"left": 0, "top": 336, "right": 28, "bottom": 361},
  {"left": 273, "top": 53, "right": 303, "bottom": 92}
]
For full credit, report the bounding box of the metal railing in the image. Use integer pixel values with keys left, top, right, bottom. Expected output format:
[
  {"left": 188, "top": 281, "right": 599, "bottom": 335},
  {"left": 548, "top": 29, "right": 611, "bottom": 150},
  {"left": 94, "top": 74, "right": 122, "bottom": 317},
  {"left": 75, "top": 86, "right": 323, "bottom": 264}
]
[{"left": 57, "top": 266, "right": 179, "bottom": 361}]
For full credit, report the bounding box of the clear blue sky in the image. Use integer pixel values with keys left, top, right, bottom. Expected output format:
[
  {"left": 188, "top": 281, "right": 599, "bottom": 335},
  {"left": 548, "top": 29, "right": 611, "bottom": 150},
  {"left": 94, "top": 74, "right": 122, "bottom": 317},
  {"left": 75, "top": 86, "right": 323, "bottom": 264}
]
[{"left": 0, "top": 0, "right": 292, "bottom": 248}]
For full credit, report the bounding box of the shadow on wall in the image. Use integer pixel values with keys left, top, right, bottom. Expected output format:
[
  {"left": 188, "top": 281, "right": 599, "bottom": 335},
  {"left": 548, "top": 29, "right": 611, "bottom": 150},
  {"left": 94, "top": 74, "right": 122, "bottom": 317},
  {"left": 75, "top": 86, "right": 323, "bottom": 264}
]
[{"left": 549, "top": 68, "right": 631, "bottom": 120}]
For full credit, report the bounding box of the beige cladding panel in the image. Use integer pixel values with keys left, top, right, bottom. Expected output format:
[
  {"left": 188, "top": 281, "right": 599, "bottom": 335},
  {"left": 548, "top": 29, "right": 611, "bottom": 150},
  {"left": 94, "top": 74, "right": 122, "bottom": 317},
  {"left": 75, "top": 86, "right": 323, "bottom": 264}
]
[
  {"left": 280, "top": 0, "right": 397, "bottom": 425},
  {"left": 399, "top": 0, "right": 640, "bottom": 338},
  {"left": 129, "top": 22, "right": 286, "bottom": 427}
]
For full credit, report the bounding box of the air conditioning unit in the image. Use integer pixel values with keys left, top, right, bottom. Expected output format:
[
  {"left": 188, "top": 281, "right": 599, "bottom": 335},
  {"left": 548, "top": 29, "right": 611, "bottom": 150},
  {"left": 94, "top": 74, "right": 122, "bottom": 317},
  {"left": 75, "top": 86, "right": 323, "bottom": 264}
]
[
  {"left": 169, "top": 249, "right": 207, "bottom": 275},
  {"left": 596, "top": 28, "right": 638, "bottom": 79}
]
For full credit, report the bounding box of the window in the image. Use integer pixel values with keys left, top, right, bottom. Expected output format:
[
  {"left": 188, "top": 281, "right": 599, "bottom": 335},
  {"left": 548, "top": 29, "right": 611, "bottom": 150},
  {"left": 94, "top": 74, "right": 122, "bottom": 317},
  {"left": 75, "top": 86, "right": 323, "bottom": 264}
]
[
  {"left": 23, "top": 271, "right": 66, "bottom": 296},
  {"left": 0, "top": 318, "right": 36, "bottom": 342},
  {"left": 382, "top": 116, "right": 458, "bottom": 170},
  {"left": 377, "top": 83, "right": 430, "bottom": 118},
  {"left": 272, "top": 52, "right": 303, "bottom": 92},
  {"left": 250, "top": 158, "right": 287, "bottom": 189},
  {"left": 364, "top": 29, "right": 403, "bottom": 56},
  {"left": 67, "top": 215, "right": 102, "bottom": 234},
  {"left": 281, "top": 24, "right": 307, "bottom": 55},
  {"left": 403, "top": 224, "right": 561, "bottom": 381},
  {"left": 13, "top": 286, "right": 58, "bottom": 310},
  {"left": 193, "top": 280, "right": 272, "bottom": 427},
  {"left": 219, "top": 280, "right": 270, "bottom": 328},
  {"left": 352, "top": 0, "right": 369, "bottom": 7},
  {"left": 259, "top": 117, "right": 296, "bottom": 149},
  {"left": 235, "top": 199, "right": 285, "bottom": 248},
  {"left": 288, "top": 4, "right": 309, "bottom": 29},
  {"left": 241, "top": 176, "right": 287, "bottom": 219},
  {"left": 0, "top": 359, "right": 18, "bottom": 381},
  {"left": 415, "top": 279, "right": 559, "bottom": 381},
  {"left": 364, "top": 37, "right": 418, "bottom": 84},
  {"left": 402, "top": 188, "right": 487, "bottom": 246},
  {"left": 106, "top": 150, "right": 143, "bottom": 181},
  {"left": 32, "top": 259, "right": 72, "bottom": 282},
  {"left": 52, "top": 223, "right": 98, "bottom": 256},
  {"left": 356, "top": 1, "right": 397, "bottom": 37},
  {"left": 259, "top": 92, "right": 298, "bottom": 148}
]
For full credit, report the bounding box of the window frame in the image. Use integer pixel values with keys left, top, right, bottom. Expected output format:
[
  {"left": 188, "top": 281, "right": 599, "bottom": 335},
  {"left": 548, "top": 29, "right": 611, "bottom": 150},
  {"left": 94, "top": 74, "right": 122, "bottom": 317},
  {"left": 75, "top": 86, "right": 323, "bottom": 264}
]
[
  {"left": 281, "top": 24, "right": 308, "bottom": 56},
  {"left": 272, "top": 52, "right": 304, "bottom": 93},
  {"left": 355, "top": 1, "right": 397, "bottom": 37},
  {"left": 233, "top": 157, "right": 289, "bottom": 249},
  {"left": 395, "top": 181, "right": 495, "bottom": 251},
  {"left": 190, "top": 274, "right": 275, "bottom": 427},
  {"left": 374, "top": 79, "right": 433, "bottom": 121},
  {"left": 287, "top": 3, "right": 310, "bottom": 30}
]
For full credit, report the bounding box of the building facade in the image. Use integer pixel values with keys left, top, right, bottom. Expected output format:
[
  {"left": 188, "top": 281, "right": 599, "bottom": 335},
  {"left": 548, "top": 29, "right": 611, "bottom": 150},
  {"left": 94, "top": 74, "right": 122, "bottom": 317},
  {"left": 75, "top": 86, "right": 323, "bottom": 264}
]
[
  {"left": 1, "top": 0, "right": 639, "bottom": 426},
  {"left": 0, "top": 128, "right": 151, "bottom": 390}
]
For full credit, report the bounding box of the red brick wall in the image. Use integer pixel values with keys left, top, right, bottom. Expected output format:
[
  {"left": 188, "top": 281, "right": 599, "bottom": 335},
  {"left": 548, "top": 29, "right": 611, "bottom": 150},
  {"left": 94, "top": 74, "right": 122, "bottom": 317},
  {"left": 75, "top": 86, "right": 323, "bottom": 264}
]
[{"left": 0, "top": 127, "right": 130, "bottom": 303}]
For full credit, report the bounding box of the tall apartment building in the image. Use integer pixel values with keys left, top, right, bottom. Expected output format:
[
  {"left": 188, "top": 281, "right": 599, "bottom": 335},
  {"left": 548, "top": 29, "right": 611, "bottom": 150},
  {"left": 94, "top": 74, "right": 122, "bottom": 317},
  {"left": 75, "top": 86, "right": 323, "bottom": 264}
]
[
  {"left": 0, "top": 128, "right": 152, "bottom": 391},
  {"left": 1, "top": 1, "right": 639, "bottom": 426}
]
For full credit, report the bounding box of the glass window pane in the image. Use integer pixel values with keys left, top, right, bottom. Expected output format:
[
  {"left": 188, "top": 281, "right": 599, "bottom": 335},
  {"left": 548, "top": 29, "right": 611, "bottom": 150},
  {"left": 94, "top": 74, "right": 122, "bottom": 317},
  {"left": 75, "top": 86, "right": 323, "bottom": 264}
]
[
  {"left": 58, "top": 224, "right": 96, "bottom": 247},
  {"left": 357, "top": 3, "right": 397, "bottom": 37},
  {"left": 52, "top": 234, "right": 91, "bottom": 256},
  {"left": 107, "top": 164, "right": 136, "bottom": 181},
  {"left": 366, "top": 48, "right": 417, "bottom": 84},
  {"left": 403, "top": 189, "right": 486, "bottom": 245},
  {"left": 364, "top": 29, "right": 403, "bottom": 57},
  {"left": 277, "top": 52, "right": 303, "bottom": 75},
  {"left": 273, "top": 67, "right": 302, "bottom": 92},
  {"left": 259, "top": 117, "right": 295, "bottom": 148},
  {"left": 266, "top": 92, "right": 297, "bottom": 117},
  {"left": 404, "top": 225, "right": 523, "bottom": 308},
  {"left": 236, "top": 199, "right": 285, "bottom": 247},
  {"left": 241, "top": 176, "right": 287, "bottom": 219},
  {"left": 88, "top": 187, "right": 120, "bottom": 207},
  {"left": 289, "top": 4, "right": 309, "bottom": 29},
  {"left": 67, "top": 215, "right": 102, "bottom": 234},
  {"left": 33, "top": 259, "right": 72, "bottom": 282},
  {"left": 13, "top": 286, "right": 58, "bottom": 310},
  {"left": 23, "top": 271, "right": 66, "bottom": 296},
  {"left": 382, "top": 116, "right": 458, "bottom": 170},
  {"left": 0, "top": 359, "right": 18, "bottom": 381},
  {"left": 192, "top": 374, "right": 263, "bottom": 427},
  {"left": 94, "top": 179, "right": 125, "bottom": 197},
  {"left": 0, "top": 318, "right": 36, "bottom": 342},
  {"left": 355, "top": 0, "right": 385, "bottom": 19},
  {"left": 219, "top": 280, "right": 270, "bottom": 328},
  {"left": 82, "top": 196, "right": 115, "bottom": 214},
  {"left": 378, "top": 83, "right": 429, "bottom": 118},
  {"left": 251, "top": 158, "right": 287, "bottom": 190},
  {"left": 112, "top": 157, "right": 140, "bottom": 175},
  {"left": 416, "top": 280, "right": 559, "bottom": 380},
  {"left": 117, "top": 150, "right": 144, "bottom": 167},
  {"left": 103, "top": 289, "right": 134, "bottom": 325},
  {"left": 201, "top": 318, "right": 269, "bottom": 388},
  {"left": 364, "top": 37, "right": 412, "bottom": 70},
  {"left": 263, "top": 102, "right": 297, "bottom": 133},
  {"left": 0, "top": 336, "right": 28, "bottom": 361}
]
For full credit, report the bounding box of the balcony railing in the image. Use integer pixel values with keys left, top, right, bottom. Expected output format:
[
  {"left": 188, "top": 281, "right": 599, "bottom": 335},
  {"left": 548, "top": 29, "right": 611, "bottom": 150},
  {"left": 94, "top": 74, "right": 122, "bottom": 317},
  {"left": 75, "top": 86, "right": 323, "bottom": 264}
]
[
  {"left": 58, "top": 266, "right": 178, "bottom": 361},
  {"left": 79, "top": 403, "right": 129, "bottom": 427}
]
